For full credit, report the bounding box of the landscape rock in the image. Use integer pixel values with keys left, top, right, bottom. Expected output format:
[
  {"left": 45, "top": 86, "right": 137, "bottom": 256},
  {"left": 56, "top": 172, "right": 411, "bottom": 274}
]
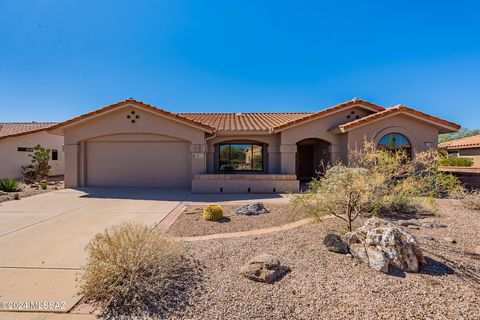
[
  {"left": 235, "top": 203, "right": 270, "bottom": 216},
  {"left": 423, "top": 235, "right": 435, "bottom": 241},
  {"left": 443, "top": 237, "right": 457, "bottom": 244},
  {"left": 239, "top": 254, "right": 290, "bottom": 284},
  {"left": 349, "top": 217, "right": 425, "bottom": 273},
  {"left": 30, "top": 184, "right": 38, "bottom": 188},
  {"left": 397, "top": 220, "right": 421, "bottom": 227},
  {"left": 408, "top": 225, "right": 420, "bottom": 230},
  {"left": 323, "top": 234, "right": 349, "bottom": 254},
  {"left": 422, "top": 221, "right": 447, "bottom": 229}
]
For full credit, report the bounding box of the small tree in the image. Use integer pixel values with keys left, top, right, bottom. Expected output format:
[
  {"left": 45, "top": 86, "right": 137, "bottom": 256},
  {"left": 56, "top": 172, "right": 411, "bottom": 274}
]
[
  {"left": 292, "top": 165, "right": 382, "bottom": 231},
  {"left": 22, "top": 144, "right": 52, "bottom": 181}
]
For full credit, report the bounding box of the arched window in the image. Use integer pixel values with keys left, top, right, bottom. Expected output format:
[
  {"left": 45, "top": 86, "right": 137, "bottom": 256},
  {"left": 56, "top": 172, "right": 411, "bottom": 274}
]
[{"left": 378, "top": 133, "right": 411, "bottom": 156}]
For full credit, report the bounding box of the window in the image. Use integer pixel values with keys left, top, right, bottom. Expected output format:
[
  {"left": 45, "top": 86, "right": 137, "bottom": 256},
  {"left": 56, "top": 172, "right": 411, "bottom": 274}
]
[
  {"left": 52, "top": 149, "right": 58, "bottom": 161},
  {"left": 219, "top": 143, "right": 263, "bottom": 172},
  {"left": 378, "top": 133, "right": 411, "bottom": 156},
  {"left": 18, "top": 147, "right": 33, "bottom": 152}
]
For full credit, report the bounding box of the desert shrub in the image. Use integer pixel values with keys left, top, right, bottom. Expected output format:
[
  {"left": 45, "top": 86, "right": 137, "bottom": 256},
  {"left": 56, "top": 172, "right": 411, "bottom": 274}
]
[
  {"left": 292, "top": 165, "right": 383, "bottom": 231},
  {"left": 0, "top": 178, "right": 21, "bottom": 192},
  {"left": 438, "top": 157, "right": 474, "bottom": 167},
  {"left": 462, "top": 190, "right": 480, "bottom": 211},
  {"left": 40, "top": 183, "right": 48, "bottom": 190},
  {"left": 373, "top": 194, "right": 437, "bottom": 216},
  {"left": 78, "top": 223, "right": 200, "bottom": 319},
  {"left": 203, "top": 204, "right": 224, "bottom": 221},
  {"left": 351, "top": 140, "right": 463, "bottom": 198},
  {"left": 13, "top": 193, "right": 20, "bottom": 200},
  {"left": 22, "top": 145, "right": 52, "bottom": 181}
]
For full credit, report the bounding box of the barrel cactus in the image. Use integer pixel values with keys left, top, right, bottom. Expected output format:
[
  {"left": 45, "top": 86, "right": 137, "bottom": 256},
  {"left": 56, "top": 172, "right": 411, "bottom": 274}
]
[{"left": 203, "top": 204, "right": 224, "bottom": 221}]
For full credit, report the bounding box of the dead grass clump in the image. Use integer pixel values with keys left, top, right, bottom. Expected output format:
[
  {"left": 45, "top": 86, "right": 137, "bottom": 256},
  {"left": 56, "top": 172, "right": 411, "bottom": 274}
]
[
  {"left": 78, "top": 223, "right": 201, "bottom": 319},
  {"left": 462, "top": 190, "right": 480, "bottom": 211}
]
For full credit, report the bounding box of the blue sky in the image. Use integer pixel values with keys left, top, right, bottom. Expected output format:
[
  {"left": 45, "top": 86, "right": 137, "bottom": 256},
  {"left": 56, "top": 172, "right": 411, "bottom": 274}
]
[{"left": 1, "top": 0, "right": 479, "bottom": 128}]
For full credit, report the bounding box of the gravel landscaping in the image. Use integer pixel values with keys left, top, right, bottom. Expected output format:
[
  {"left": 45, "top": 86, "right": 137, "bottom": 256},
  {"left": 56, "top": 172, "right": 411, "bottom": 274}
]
[
  {"left": 0, "top": 176, "right": 64, "bottom": 203},
  {"left": 167, "top": 199, "right": 479, "bottom": 319},
  {"left": 166, "top": 203, "right": 308, "bottom": 237}
]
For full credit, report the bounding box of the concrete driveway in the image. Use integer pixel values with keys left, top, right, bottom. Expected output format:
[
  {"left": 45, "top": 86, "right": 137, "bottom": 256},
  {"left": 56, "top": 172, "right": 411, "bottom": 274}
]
[{"left": 0, "top": 188, "right": 190, "bottom": 313}]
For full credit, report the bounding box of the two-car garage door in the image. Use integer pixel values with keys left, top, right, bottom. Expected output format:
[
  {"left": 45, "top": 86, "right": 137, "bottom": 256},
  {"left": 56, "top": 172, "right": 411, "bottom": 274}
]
[{"left": 86, "top": 141, "right": 190, "bottom": 187}]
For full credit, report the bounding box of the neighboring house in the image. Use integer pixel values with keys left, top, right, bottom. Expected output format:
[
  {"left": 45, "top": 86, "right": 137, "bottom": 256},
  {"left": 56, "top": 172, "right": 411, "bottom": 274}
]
[
  {"left": 48, "top": 98, "right": 460, "bottom": 193},
  {"left": 439, "top": 135, "right": 480, "bottom": 167},
  {"left": 0, "top": 122, "right": 65, "bottom": 179}
]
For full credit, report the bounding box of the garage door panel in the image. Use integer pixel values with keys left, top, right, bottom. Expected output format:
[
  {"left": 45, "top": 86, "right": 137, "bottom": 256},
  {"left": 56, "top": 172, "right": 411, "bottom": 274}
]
[{"left": 86, "top": 141, "right": 189, "bottom": 187}]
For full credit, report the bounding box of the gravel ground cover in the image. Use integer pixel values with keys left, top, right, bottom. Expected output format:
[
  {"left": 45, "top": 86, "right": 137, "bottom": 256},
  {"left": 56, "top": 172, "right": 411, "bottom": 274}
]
[
  {"left": 166, "top": 203, "right": 308, "bottom": 237},
  {"left": 168, "top": 199, "right": 480, "bottom": 320},
  {"left": 0, "top": 176, "right": 64, "bottom": 203}
]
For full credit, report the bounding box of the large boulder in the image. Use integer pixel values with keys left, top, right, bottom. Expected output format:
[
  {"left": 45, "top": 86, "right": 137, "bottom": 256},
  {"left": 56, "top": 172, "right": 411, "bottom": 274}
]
[
  {"left": 239, "top": 254, "right": 290, "bottom": 283},
  {"left": 323, "top": 234, "right": 349, "bottom": 254},
  {"left": 347, "top": 217, "right": 425, "bottom": 273},
  {"left": 235, "top": 203, "right": 270, "bottom": 216}
]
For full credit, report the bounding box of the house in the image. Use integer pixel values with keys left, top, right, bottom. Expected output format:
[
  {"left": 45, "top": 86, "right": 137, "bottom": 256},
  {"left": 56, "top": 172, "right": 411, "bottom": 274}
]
[
  {"left": 439, "top": 135, "right": 480, "bottom": 167},
  {"left": 48, "top": 98, "right": 460, "bottom": 193},
  {"left": 0, "top": 122, "right": 65, "bottom": 179}
]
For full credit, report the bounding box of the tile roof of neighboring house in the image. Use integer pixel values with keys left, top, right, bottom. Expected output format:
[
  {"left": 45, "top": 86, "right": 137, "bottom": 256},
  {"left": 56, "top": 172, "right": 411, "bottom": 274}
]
[
  {"left": 0, "top": 122, "right": 58, "bottom": 140},
  {"left": 337, "top": 104, "right": 461, "bottom": 133},
  {"left": 178, "top": 112, "right": 312, "bottom": 131},
  {"left": 439, "top": 134, "right": 480, "bottom": 149},
  {"left": 48, "top": 98, "right": 216, "bottom": 133}
]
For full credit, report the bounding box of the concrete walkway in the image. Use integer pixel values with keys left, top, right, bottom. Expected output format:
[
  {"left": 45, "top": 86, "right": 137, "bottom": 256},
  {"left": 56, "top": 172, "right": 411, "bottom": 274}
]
[
  {"left": 0, "top": 189, "right": 293, "bottom": 316},
  {"left": 0, "top": 188, "right": 190, "bottom": 314},
  {"left": 179, "top": 217, "right": 312, "bottom": 241}
]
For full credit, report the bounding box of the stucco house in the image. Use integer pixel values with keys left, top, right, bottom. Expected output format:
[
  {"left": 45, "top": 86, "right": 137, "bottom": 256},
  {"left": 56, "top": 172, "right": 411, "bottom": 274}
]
[
  {"left": 439, "top": 135, "right": 480, "bottom": 167},
  {"left": 48, "top": 98, "right": 460, "bottom": 193},
  {"left": 0, "top": 122, "right": 65, "bottom": 179}
]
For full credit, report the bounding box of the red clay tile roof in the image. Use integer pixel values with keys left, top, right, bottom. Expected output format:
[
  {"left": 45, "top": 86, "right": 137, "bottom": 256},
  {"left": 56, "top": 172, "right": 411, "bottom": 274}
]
[
  {"left": 0, "top": 122, "right": 57, "bottom": 140},
  {"left": 337, "top": 104, "right": 461, "bottom": 133},
  {"left": 439, "top": 135, "right": 480, "bottom": 149},
  {"left": 48, "top": 98, "right": 216, "bottom": 133},
  {"left": 178, "top": 112, "right": 312, "bottom": 131},
  {"left": 271, "top": 98, "right": 385, "bottom": 131}
]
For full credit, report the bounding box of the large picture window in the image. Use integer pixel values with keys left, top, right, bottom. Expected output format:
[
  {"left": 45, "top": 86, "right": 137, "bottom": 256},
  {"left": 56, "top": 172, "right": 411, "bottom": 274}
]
[{"left": 219, "top": 143, "right": 263, "bottom": 172}]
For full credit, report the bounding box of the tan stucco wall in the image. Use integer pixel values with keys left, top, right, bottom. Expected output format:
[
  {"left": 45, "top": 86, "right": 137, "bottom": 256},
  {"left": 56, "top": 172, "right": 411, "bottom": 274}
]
[
  {"left": 0, "top": 131, "right": 64, "bottom": 179},
  {"left": 279, "top": 107, "right": 372, "bottom": 173},
  {"left": 61, "top": 104, "right": 207, "bottom": 187},
  {"left": 346, "top": 113, "right": 439, "bottom": 159}
]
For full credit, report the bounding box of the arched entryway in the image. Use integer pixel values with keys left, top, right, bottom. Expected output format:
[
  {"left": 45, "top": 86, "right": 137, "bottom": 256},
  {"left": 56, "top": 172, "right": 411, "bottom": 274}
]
[{"left": 296, "top": 138, "right": 331, "bottom": 181}]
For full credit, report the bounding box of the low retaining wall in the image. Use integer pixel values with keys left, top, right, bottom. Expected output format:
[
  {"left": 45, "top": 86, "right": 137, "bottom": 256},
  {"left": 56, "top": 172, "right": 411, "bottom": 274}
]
[
  {"left": 192, "top": 174, "right": 299, "bottom": 193},
  {"left": 439, "top": 167, "right": 480, "bottom": 189}
]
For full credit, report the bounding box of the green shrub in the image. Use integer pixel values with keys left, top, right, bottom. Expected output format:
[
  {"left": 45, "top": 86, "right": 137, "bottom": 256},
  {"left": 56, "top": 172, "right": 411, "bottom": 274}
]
[
  {"left": 292, "top": 165, "right": 383, "bottom": 231},
  {"left": 22, "top": 144, "right": 52, "bottom": 181},
  {"left": 438, "top": 157, "right": 474, "bottom": 167},
  {"left": 78, "top": 223, "right": 199, "bottom": 319},
  {"left": 462, "top": 190, "right": 480, "bottom": 211},
  {"left": 0, "top": 178, "right": 21, "bottom": 192},
  {"left": 40, "top": 183, "right": 48, "bottom": 190},
  {"left": 203, "top": 204, "right": 224, "bottom": 221},
  {"left": 13, "top": 193, "right": 20, "bottom": 200}
]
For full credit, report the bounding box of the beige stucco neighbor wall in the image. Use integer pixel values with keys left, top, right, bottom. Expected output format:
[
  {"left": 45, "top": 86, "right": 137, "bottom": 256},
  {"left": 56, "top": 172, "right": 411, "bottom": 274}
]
[
  {"left": 346, "top": 114, "right": 439, "bottom": 159},
  {"left": 0, "top": 131, "right": 64, "bottom": 179},
  {"left": 60, "top": 105, "right": 207, "bottom": 188},
  {"left": 279, "top": 107, "right": 372, "bottom": 173}
]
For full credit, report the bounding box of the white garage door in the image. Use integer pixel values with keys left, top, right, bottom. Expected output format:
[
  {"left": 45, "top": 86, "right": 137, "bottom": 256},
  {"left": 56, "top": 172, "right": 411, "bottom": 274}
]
[{"left": 86, "top": 141, "right": 190, "bottom": 187}]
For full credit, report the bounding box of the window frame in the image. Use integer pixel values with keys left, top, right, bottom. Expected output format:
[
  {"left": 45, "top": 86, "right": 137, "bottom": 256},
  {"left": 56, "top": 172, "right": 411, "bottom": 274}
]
[
  {"left": 218, "top": 143, "right": 264, "bottom": 173},
  {"left": 377, "top": 133, "right": 412, "bottom": 157}
]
